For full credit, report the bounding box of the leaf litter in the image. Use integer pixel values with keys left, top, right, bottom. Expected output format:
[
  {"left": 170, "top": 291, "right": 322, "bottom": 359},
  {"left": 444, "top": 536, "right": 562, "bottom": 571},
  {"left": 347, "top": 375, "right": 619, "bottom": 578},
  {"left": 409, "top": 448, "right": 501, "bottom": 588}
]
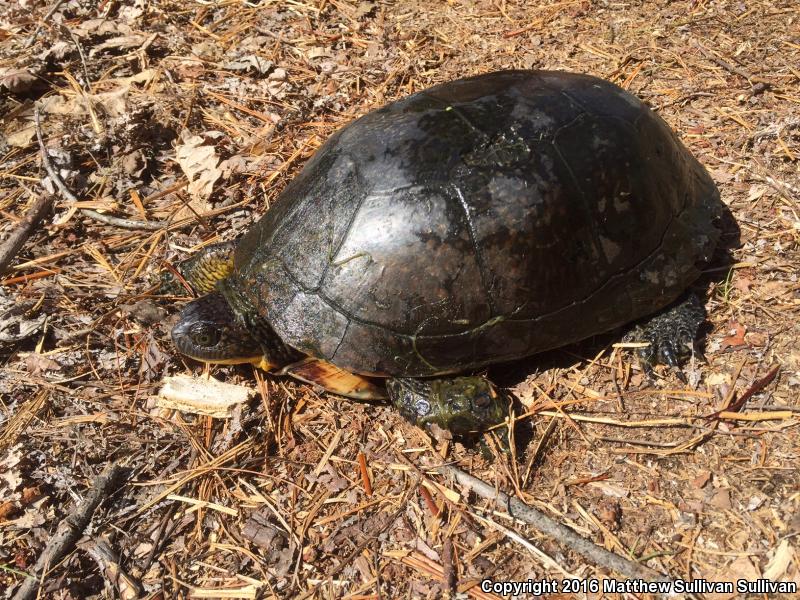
[{"left": 1, "top": 0, "right": 799, "bottom": 598}]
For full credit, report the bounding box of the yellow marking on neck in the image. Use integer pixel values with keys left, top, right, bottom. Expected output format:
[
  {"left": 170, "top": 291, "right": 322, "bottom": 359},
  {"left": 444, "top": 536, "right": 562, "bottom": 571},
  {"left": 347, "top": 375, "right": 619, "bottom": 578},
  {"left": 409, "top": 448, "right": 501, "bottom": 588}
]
[
  {"left": 196, "top": 355, "right": 273, "bottom": 371},
  {"left": 252, "top": 357, "right": 276, "bottom": 372}
]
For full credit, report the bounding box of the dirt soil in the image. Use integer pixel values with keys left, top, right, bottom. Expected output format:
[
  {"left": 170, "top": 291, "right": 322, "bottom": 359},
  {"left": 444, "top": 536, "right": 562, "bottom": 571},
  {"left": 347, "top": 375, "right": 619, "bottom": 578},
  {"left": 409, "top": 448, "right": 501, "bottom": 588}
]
[{"left": 1, "top": 1, "right": 799, "bottom": 599}]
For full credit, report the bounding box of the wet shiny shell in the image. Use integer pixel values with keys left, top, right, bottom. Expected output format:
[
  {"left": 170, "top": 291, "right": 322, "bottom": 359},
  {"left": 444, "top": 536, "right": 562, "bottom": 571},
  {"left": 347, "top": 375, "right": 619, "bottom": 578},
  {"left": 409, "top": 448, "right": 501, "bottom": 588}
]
[{"left": 227, "top": 70, "right": 721, "bottom": 377}]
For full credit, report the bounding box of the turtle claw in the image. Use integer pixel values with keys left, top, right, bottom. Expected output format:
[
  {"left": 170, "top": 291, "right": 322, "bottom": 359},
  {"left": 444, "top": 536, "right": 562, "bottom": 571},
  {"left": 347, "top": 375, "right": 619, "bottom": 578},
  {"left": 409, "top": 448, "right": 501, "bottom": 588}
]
[{"left": 624, "top": 294, "right": 706, "bottom": 382}]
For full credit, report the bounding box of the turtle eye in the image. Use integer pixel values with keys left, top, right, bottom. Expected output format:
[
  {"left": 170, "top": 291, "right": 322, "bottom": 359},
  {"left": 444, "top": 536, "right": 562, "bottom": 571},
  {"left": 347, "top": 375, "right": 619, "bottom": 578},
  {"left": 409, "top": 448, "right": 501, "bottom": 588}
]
[{"left": 188, "top": 323, "right": 221, "bottom": 348}]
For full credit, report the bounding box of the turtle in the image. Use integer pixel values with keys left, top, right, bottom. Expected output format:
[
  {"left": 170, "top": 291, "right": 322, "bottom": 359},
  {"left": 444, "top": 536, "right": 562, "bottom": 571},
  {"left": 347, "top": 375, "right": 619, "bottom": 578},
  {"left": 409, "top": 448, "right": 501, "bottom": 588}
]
[{"left": 170, "top": 70, "right": 722, "bottom": 437}]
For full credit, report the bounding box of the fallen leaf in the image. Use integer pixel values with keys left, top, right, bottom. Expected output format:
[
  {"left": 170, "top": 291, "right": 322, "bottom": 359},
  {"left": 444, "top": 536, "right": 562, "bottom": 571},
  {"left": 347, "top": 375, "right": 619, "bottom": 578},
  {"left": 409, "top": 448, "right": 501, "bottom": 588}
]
[
  {"left": 763, "top": 539, "right": 794, "bottom": 581},
  {"left": 224, "top": 55, "right": 273, "bottom": 74},
  {"left": 708, "top": 488, "right": 732, "bottom": 510},
  {"left": 692, "top": 470, "right": 712, "bottom": 489},
  {"left": 5, "top": 123, "right": 36, "bottom": 147},
  {"left": 175, "top": 134, "right": 222, "bottom": 200},
  {"left": 721, "top": 322, "right": 746, "bottom": 349},
  {"left": 733, "top": 275, "right": 754, "bottom": 293},
  {"left": 25, "top": 354, "right": 62, "bottom": 376},
  {"left": 90, "top": 33, "right": 148, "bottom": 55},
  {"left": 0, "top": 68, "right": 37, "bottom": 93}
]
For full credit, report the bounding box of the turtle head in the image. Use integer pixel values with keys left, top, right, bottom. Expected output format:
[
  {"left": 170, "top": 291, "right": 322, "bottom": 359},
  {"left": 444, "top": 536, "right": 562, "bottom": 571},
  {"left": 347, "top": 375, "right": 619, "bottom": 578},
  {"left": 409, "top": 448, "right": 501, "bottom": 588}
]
[{"left": 171, "top": 292, "right": 263, "bottom": 366}]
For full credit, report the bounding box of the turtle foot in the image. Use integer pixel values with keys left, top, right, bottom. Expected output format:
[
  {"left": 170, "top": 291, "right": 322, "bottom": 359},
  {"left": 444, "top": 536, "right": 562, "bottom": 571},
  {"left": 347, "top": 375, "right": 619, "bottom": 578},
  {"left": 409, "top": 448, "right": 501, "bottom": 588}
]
[
  {"left": 386, "top": 376, "right": 508, "bottom": 438},
  {"left": 623, "top": 294, "right": 706, "bottom": 382}
]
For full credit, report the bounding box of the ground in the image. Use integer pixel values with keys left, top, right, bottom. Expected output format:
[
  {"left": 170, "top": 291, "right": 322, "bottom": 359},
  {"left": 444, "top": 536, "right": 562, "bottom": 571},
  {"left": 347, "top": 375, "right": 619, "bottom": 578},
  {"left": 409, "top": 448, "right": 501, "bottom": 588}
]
[{"left": 1, "top": 1, "right": 799, "bottom": 599}]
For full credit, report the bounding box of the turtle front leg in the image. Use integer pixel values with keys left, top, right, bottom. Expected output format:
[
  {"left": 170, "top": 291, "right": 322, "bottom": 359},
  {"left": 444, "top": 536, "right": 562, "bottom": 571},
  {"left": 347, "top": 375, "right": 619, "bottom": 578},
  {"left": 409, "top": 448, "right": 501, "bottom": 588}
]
[
  {"left": 623, "top": 293, "right": 706, "bottom": 381},
  {"left": 386, "top": 376, "right": 508, "bottom": 437}
]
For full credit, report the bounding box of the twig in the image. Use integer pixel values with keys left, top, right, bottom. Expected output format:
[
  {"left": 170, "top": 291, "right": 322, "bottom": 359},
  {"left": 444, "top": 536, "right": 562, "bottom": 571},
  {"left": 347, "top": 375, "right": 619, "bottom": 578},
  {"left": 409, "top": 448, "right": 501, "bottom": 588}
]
[
  {"left": 357, "top": 450, "right": 373, "bottom": 496},
  {"left": 141, "top": 504, "right": 179, "bottom": 574},
  {"left": 78, "top": 536, "right": 142, "bottom": 600},
  {"left": 24, "top": 0, "right": 67, "bottom": 48},
  {"left": 61, "top": 25, "right": 91, "bottom": 89},
  {"left": 693, "top": 41, "right": 772, "bottom": 87},
  {"left": 441, "top": 536, "right": 457, "bottom": 596},
  {"left": 0, "top": 194, "right": 53, "bottom": 274},
  {"left": 12, "top": 463, "right": 127, "bottom": 600},
  {"left": 705, "top": 364, "right": 780, "bottom": 419},
  {"left": 34, "top": 106, "right": 168, "bottom": 231},
  {"left": 434, "top": 463, "right": 674, "bottom": 586}
]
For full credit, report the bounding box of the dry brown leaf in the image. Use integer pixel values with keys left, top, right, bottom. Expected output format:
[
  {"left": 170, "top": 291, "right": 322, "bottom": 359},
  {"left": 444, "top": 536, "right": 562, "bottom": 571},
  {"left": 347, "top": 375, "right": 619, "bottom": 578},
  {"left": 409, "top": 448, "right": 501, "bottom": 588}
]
[
  {"left": 175, "top": 134, "right": 223, "bottom": 200},
  {"left": 0, "top": 68, "right": 37, "bottom": 93},
  {"left": 763, "top": 539, "right": 795, "bottom": 581},
  {"left": 5, "top": 124, "right": 36, "bottom": 148},
  {"left": 40, "top": 70, "right": 157, "bottom": 117},
  {"left": 721, "top": 322, "right": 747, "bottom": 349},
  {"left": 703, "top": 556, "right": 760, "bottom": 600},
  {"left": 24, "top": 354, "right": 62, "bottom": 376},
  {"left": 692, "top": 470, "right": 712, "bottom": 489},
  {"left": 708, "top": 488, "right": 732, "bottom": 510},
  {"left": 90, "top": 34, "right": 149, "bottom": 55}
]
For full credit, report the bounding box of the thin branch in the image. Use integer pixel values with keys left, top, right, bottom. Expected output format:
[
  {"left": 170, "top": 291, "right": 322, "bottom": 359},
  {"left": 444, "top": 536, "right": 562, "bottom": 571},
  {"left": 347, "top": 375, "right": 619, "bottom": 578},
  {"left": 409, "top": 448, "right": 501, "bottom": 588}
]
[
  {"left": 24, "top": 0, "right": 67, "bottom": 48},
  {"left": 61, "top": 25, "right": 91, "bottom": 89},
  {"left": 12, "top": 463, "right": 127, "bottom": 600},
  {"left": 434, "top": 463, "right": 675, "bottom": 586},
  {"left": 78, "top": 536, "right": 142, "bottom": 600},
  {"left": 0, "top": 194, "right": 54, "bottom": 274},
  {"left": 34, "top": 106, "right": 169, "bottom": 231},
  {"left": 693, "top": 41, "right": 772, "bottom": 87}
]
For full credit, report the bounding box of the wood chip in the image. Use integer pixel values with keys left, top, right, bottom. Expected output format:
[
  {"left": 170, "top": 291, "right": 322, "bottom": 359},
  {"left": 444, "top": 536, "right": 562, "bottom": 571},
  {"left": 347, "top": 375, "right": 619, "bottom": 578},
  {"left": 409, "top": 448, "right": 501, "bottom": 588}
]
[{"left": 157, "top": 374, "right": 253, "bottom": 417}]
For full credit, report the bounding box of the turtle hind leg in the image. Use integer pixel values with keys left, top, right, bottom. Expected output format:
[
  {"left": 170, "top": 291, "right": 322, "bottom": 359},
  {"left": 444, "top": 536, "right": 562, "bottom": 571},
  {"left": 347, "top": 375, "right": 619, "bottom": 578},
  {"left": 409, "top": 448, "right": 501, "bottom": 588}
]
[
  {"left": 623, "top": 293, "right": 706, "bottom": 382},
  {"left": 386, "top": 376, "right": 508, "bottom": 438}
]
